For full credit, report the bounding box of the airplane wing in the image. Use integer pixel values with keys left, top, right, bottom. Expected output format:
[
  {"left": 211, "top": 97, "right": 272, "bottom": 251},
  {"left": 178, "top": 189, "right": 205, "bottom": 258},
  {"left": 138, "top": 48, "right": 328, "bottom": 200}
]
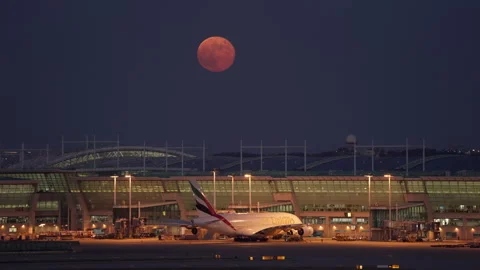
[
  {"left": 254, "top": 223, "right": 305, "bottom": 235},
  {"left": 156, "top": 219, "right": 194, "bottom": 228},
  {"left": 155, "top": 219, "right": 221, "bottom": 228}
]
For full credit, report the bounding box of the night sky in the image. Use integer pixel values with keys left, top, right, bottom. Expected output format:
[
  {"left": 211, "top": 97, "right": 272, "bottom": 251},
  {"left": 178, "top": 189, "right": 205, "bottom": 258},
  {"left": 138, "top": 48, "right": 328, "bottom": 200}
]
[{"left": 1, "top": 1, "right": 479, "bottom": 152}]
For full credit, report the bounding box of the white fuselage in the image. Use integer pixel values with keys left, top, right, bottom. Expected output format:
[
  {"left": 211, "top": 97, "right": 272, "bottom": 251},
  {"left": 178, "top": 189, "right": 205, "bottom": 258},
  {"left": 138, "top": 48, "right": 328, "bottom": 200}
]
[{"left": 194, "top": 212, "right": 302, "bottom": 237}]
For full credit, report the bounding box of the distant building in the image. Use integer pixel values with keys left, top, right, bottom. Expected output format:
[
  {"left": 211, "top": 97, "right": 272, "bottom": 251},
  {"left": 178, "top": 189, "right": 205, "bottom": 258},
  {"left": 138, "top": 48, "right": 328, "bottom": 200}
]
[{"left": 1, "top": 144, "right": 480, "bottom": 240}]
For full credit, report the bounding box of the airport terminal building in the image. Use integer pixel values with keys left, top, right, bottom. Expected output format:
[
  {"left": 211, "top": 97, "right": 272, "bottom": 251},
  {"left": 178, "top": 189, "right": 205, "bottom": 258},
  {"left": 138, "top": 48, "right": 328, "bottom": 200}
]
[{"left": 1, "top": 141, "right": 480, "bottom": 240}]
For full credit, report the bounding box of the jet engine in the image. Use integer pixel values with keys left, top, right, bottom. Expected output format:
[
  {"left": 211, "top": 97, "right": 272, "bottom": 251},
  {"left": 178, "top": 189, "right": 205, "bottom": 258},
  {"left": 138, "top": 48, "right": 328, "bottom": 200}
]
[
  {"left": 297, "top": 225, "right": 314, "bottom": 237},
  {"left": 190, "top": 219, "right": 198, "bottom": 235}
]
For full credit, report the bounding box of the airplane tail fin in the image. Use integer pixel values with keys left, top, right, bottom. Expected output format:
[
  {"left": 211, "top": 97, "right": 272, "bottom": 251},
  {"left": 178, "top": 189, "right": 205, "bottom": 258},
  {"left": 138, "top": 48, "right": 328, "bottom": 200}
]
[{"left": 189, "top": 180, "right": 217, "bottom": 217}]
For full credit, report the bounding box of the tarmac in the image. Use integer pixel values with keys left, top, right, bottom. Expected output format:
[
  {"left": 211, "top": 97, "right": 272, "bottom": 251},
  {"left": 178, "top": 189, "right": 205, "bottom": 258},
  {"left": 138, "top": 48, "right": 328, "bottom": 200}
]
[{"left": 0, "top": 238, "right": 478, "bottom": 269}]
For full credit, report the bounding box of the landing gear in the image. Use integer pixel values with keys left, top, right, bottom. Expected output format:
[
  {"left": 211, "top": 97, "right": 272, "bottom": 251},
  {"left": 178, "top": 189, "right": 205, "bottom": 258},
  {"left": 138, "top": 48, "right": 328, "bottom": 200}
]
[
  {"left": 298, "top": 228, "right": 304, "bottom": 236},
  {"left": 191, "top": 228, "right": 198, "bottom": 235},
  {"left": 233, "top": 237, "right": 248, "bottom": 242},
  {"left": 285, "top": 235, "right": 303, "bottom": 242},
  {"left": 233, "top": 236, "right": 268, "bottom": 242},
  {"left": 287, "top": 230, "right": 293, "bottom": 235}
]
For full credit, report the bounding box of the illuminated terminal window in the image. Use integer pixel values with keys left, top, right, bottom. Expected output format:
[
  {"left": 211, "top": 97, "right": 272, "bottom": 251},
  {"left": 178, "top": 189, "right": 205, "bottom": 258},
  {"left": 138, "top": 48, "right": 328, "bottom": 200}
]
[
  {"left": 0, "top": 192, "right": 33, "bottom": 209},
  {"left": 178, "top": 181, "right": 191, "bottom": 192},
  {"left": 432, "top": 218, "right": 463, "bottom": 226},
  {"left": 91, "top": 215, "right": 109, "bottom": 223},
  {"left": 371, "top": 205, "right": 426, "bottom": 228},
  {"left": 163, "top": 181, "right": 178, "bottom": 192},
  {"left": 80, "top": 180, "right": 166, "bottom": 193},
  {"left": 425, "top": 181, "right": 480, "bottom": 194},
  {"left": 466, "top": 219, "right": 480, "bottom": 227},
  {"left": 0, "top": 203, "right": 29, "bottom": 209},
  {"left": 356, "top": 218, "right": 368, "bottom": 224},
  {"left": 37, "top": 201, "right": 59, "bottom": 211},
  {"left": 302, "top": 216, "right": 326, "bottom": 224},
  {"left": 406, "top": 181, "right": 425, "bottom": 193},
  {"left": 35, "top": 217, "right": 57, "bottom": 224},
  {"left": 113, "top": 204, "right": 180, "bottom": 223},
  {"left": 234, "top": 204, "right": 294, "bottom": 213},
  {"left": 0, "top": 217, "right": 29, "bottom": 224},
  {"left": 276, "top": 181, "right": 292, "bottom": 192},
  {"left": 429, "top": 186, "right": 480, "bottom": 213},
  {"left": 0, "top": 184, "right": 35, "bottom": 194},
  {"left": 331, "top": 217, "right": 353, "bottom": 224}
]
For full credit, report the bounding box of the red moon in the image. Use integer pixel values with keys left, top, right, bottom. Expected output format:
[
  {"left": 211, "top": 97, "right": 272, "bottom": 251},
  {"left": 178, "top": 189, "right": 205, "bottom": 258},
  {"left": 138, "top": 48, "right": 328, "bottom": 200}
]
[{"left": 197, "top": 36, "right": 235, "bottom": 72}]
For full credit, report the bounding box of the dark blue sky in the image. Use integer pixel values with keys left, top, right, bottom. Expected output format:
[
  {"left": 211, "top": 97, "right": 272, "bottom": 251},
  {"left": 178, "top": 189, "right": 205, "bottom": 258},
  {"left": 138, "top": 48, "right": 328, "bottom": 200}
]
[{"left": 1, "top": 0, "right": 479, "bottom": 152}]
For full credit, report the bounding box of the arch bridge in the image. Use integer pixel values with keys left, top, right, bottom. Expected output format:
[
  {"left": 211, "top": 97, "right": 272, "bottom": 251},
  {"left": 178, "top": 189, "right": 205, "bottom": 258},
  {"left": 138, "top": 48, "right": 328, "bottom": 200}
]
[{"left": 8, "top": 146, "right": 196, "bottom": 170}]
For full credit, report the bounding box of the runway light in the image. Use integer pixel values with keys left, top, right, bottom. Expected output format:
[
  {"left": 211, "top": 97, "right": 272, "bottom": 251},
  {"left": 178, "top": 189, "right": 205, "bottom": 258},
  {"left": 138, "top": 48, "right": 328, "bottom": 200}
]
[
  {"left": 391, "top": 265, "right": 400, "bottom": 269},
  {"left": 356, "top": 265, "right": 363, "bottom": 270},
  {"left": 249, "top": 256, "right": 254, "bottom": 261},
  {"left": 276, "top": 256, "right": 286, "bottom": 260},
  {"left": 214, "top": 254, "right": 221, "bottom": 259},
  {"left": 262, "top": 256, "right": 274, "bottom": 261}
]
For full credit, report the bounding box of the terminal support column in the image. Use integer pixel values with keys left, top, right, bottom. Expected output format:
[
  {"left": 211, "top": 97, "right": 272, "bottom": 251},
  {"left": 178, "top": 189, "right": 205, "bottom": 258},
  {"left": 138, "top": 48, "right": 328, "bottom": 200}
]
[{"left": 29, "top": 193, "right": 39, "bottom": 235}]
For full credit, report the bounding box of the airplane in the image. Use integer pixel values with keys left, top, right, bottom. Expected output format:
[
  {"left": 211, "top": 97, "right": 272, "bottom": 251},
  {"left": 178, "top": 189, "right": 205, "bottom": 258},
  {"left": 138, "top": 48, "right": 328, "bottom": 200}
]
[{"left": 163, "top": 179, "right": 314, "bottom": 242}]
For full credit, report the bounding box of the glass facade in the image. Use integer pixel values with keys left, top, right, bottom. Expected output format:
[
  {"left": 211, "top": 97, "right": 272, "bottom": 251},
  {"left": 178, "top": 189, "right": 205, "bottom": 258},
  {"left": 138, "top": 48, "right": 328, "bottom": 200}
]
[
  {"left": 181, "top": 180, "right": 276, "bottom": 210},
  {"left": 113, "top": 204, "right": 180, "bottom": 224},
  {"left": 294, "top": 180, "right": 404, "bottom": 211},
  {"left": 423, "top": 181, "right": 480, "bottom": 213},
  {"left": 434, "top": 218, "right": 463, "bottom": 226},
  {"left": 371, "top": 205, "right": 426, "bottom": 228},
  {"left": 302, "top": 216, "right": 326, "bottom": 224},
  {"left": 0, "top": 172, "right": 76, "bottom": 192},
  {"left": 0, "top": 217, "right": 29, "bottom": 224},
  {"left": 233, "top": 204, "right": 294, "bottom": 213},
  {"left": 331, "top": 217, "right": 353, "bottom": 224},
  {"left": 91, "top": 215, "right": 109, "bottom": 223},
  {"left": 35, "top": 217, "right": 57, "bottom": 224},
  {"left": 37, "top": 201, "right": 59, "bottom": 211},
  {"left": 81, "top": 180, "right": 164, "bottom": 210},
  {"left": 466, "top": 219, "right": 480, "bottom": 227},
  {"left": 1, "top": 172, "right": 480, "bottom": 235},
  {"left": 356, "top": 218, "right": 368, "bottom": 224},
  {"left": 0, "top": 184, "right": 34, "bottom": 209}
]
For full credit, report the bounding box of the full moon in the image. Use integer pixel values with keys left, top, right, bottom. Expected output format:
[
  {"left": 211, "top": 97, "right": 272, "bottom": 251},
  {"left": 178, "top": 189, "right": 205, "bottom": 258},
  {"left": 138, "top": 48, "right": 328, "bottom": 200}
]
[{"left": 197, "top": 36, "right": 235, "bottom": 72}]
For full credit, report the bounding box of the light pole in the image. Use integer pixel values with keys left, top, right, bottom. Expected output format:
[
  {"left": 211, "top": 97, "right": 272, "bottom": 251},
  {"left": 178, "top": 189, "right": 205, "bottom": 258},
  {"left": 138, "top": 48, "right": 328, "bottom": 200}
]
[
  {"left": 110, "top": 175, "right": 118, "bottom": 207},
  {"left": 212, "top": 170, "right": 217, "bottom": 211},
  {"left": 125, "top": 174, "right": 132, "bottom": 238},
  {"left": 228, "top": 175, "right": 234, "bottom": 206},
  {"left": 365, "top": 175, "right": 372, "bottom": 241},
  {"left": 384, "top": 174, "right": 392, "bottom": 241},
  {"left": 244, "top": 174, "right": 252, "bottom": 213}
]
